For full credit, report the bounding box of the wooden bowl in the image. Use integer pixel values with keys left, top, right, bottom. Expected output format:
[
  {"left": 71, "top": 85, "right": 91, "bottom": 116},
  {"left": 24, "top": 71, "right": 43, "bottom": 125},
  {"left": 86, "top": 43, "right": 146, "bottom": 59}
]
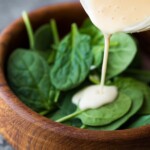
[{"left": 0, "top": 2, "right": 150, "bottom": 150}]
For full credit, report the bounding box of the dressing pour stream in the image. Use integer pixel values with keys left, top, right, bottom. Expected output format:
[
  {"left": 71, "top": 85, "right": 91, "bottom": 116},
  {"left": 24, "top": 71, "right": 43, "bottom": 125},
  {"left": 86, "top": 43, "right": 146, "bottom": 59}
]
[
  {"left": 72, "top": 0, "right": 150, "bottom": 110},
  {"left": 72, "top": 33, "right": 118, "bottom": 110}
]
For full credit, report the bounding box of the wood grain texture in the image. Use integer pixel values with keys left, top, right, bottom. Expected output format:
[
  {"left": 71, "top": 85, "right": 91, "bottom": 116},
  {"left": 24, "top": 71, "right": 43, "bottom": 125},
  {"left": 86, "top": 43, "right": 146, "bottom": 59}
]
[{"left": 0, "top": 2, "right": 150, "bottom": 150}]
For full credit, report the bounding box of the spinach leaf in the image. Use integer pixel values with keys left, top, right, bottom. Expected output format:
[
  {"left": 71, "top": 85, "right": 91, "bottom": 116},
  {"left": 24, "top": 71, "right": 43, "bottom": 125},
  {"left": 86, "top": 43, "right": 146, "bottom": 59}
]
[
  {"left": 91, "top": 46, "right": 103, "bottom": 69},
  {"left": 57, "top": 92, "right": 77, "bottom": 115},
  {"left": 116, "top": 77, "right": 150, "bottom": 114},
  {"left": 34, "top": 19, "right": 59, "bottom": 63},
  {"left": 106, "top": 33, "right": 137, "bottom": 78},
  {"left": 77, "top": 93, "right": 132, "bottom": 126},
  {"left": 50, "top": 110, "right": 66, "bottom": 121},
  {"left": 50, "top": 91, "right": 82, "bottom": 127},
  {"left": 85, "top": 78, "right": 144, "bottom": 130},
  {"left": 51, "top": 109, "right": 82, "bottom": 127},
  {"left": 127, "top": 115, "right": 150, "bottom": 128},
  {"left": 105, "top": 78, "right": 144, "bottom": 129},
  {"left": 80, "top": 19, "right": 104, "bottom": 68},
  {"left": 135, "top": 82, "right": 150, "bottom": 115},
  {"left": 80, "top": 19, "right": 137, "bottom": 78},
  {"left": 89, "top": 73, "right": 100, "bottom": 84},
  {"left": 23, "top": 11, "right": 59, "bottom": 64},
  {"left": 81, "top": 18, "right": 93, "bottom": 28},
  {"left": 7, "top": 49, "right": 59, "bottom": 113},
  {"left": 50, "top": 91, "right": 77, "bottom": 120},
  {"left": 80, "top": 19, "right": 104, "bottom": 46},
  {"left": 50, "top": 23, "right": 93, "bottom": 90}
]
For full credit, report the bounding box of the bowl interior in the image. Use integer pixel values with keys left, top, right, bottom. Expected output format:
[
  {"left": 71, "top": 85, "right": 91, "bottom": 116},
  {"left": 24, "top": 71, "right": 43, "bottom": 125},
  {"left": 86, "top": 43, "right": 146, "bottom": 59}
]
[
  {"left": 1, "top": 3, "right": 87, "bottom": 67},
  {"left": 1, "top": 2, "right": 150, "bottom": 148}
]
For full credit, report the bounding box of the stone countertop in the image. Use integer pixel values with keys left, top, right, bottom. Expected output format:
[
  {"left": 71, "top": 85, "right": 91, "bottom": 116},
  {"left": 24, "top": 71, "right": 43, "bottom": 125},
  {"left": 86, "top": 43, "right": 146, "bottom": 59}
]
[
  {"left": 0, "top": 0, "right": 77, "bottom": 31},
  {"left": 0, "top": 0, "right": 77, "bottom": 149},
  {"left": 0, "top": 135, "right": 13, "bottom": 150}
]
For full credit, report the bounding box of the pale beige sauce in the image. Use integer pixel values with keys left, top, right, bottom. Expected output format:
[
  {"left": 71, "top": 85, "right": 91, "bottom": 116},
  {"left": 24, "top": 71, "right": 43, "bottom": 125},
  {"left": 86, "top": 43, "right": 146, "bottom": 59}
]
[
  {"left": 81, "top": 0, "right": 150, "bottom": 34},
  {"left": 72, "top": 85, "right": 118, "bottom": 110},
  {"left": 72, "top": 0, "right": 150, "bottom": 110}
]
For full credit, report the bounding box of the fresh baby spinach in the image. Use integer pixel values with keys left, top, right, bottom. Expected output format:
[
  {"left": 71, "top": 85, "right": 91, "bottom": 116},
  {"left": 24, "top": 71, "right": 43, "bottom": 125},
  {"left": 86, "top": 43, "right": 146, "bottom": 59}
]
[
  {"left": 84, "top": 78, "right": 144, "bottom": 130},
  {"left": 51, "top": 91, "right": 78, "bottom": 120},
  {"left": 7, "top": 13, "right": 150, "bottom": 131},
  {"left": 7, "top": 49, "right": 59, "bottom": 114},
  {"left": 106, "top": 33, "right": 137, "bottom": 79},
  {"left": 50, "top": 23, "right": 93, "bottom": 90},
  {"left": 116, "top": 77, "right": 150, "bottom": 115},
  {"left": 50, "top": 92, "right": 83, "bottom": 127},
  {"left": 51, "top": 109, "right": 82, "bottom": 127},
  {"left": 80, "top": 19, "right": 104, "bottom": 47},
  {"left": 80, "top": 19, "right": 104, "bottom": 69},
  {"left": 81, "top": 18, "right": 93, "bottom": 28},
  {"left": 89, "top": 73, "right": 100, "bottom": 84},
  {"left": 126, "top": 115, "right": 150, "bottom": 128},
  {"left": 23, "top": 11, "right": 59, "bottom": 63},
  {"left": 135, "top": 82, "right": 150, "bottom": 115},
  {"left": 34, "top": 19, "right": 59, "bottom": 51},
  {"left": 80, "top": 19, "right": 137, "bottom": 78},
  {"left": 77, "top": 93, "right": 131, "bottom": 126},
  {"left": 34, "top": 19, "right": 59, "bottom": 62},
  {"left": 57, "top": 92, "right": 77, "bottom": 115},
  {"left": 91, "top": 46, "right": 103, "bottom": 69},
  {"left": 100, "top": 78, "right": 144, "bottom": 130}
]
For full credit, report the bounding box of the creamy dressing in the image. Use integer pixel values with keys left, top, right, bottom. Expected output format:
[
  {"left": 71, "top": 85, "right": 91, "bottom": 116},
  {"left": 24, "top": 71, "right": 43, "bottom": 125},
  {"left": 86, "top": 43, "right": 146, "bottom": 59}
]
[
  {"left": 72, "top": 85, "right": 118, "bottom": 110},
  {"left": 80, "top": 0, "right": 150, "bottom": 34},
  {"left": 72, "top": 0, "right": 150, "bottom": 110}
]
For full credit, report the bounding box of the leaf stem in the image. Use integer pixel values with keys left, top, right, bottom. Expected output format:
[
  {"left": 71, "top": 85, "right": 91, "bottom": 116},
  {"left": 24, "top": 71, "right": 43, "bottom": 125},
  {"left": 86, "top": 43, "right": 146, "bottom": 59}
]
[
  {"left": 110, "top": 42, "right": 119, "bottom": 47},
  {"left": 56, "top": 110, "right": 85, "bottom": 123},
  {"left": 39, "top": 110, "right": 49, "bottom": 116},
  {"left": 89, "top": 75, "right": 100, "bottom": 85},
  {"left": 99, "top": 42, "right": 119, "bottom": 50},
  {"left": 50, "top": 19, "right": 59, "bottom": 45},
  {"left": 71, "top": 23, "right": 78, "bottom": 48},
  {"left": 54, "top": 91, "right": 60, "bottom": 103},
  {"left": 22, "top": 11, "right": 34, "bottom": 49},
  {"left": 80, "top": 124, "right": 86, "bottom": 129}
]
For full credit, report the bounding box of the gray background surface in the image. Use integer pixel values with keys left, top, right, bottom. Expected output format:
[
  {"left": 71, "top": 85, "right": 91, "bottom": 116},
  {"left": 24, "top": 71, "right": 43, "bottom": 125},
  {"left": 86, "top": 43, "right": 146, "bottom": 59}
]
[
  {"left": 0, "top": 0, "right": 77, "bottom": 149},
  {"left": 0, "top": 0, "right": 77, "bottom": 31}
]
